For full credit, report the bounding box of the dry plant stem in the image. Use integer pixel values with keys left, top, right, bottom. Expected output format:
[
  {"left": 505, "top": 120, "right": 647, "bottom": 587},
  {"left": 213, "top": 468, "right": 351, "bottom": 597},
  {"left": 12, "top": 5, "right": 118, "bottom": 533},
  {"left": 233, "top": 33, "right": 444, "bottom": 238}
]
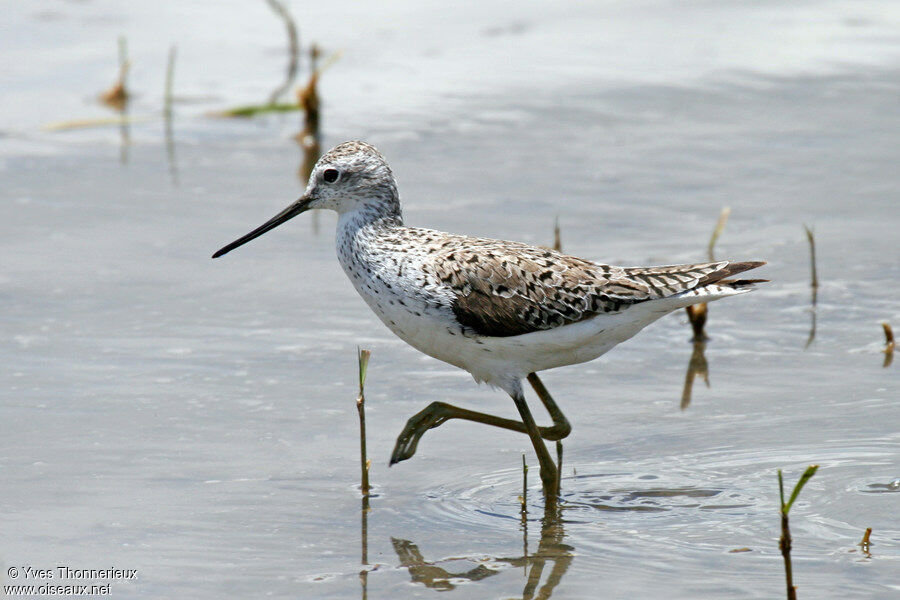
[
  {"left": 685, "top": 303, "right": 708, "bottom": 342},
  {"left": 357, "top": 349, "right": 372, "bottom": 497},
  {"left": 521, "top": 454, "right": 529, "bottom": 564},
  {"left": 164, "top": 46, "right": 176, "bottom": 118},
  {"left": 164, "top": 46, "right": 178, "bottom": 183},
  {"left": 777, "top": 470, "right": 796, "bottom": 600},
  {"left": 99, "top": 36, "right": 131, "bottom": 163},
  {"left": 780, "top": 509, "right": 795, "bottom": 600},
  {"left": 118, "top": 36, "right": 127, "bottom": 71},
  {"left": 297, "top": 76, "right": 320, "bottom": 142},
  {"left": 214, "top": 49, "right": 338, "bottom": 118},
  {"left": 804, "top": 225, "right": 818, "bottom": 290},
  {"left": 555, "top": 441, "right": 563, "bottom": 495},
  {"left": 882, "top": 323, "right": 895, "bottom": 368},
  {"left": 298, "top": 45, "right": 322, "bottom": 141},
  {"left": 859, "top": 527, "right": 872, "bottom": 556},
  {"left": 296, "top": 65, "right": 321, "bottom": 179},
  {"left": 101, "top": 36, "right": 130, "bottom": 110},
  {"left": 803, "top": 227, "right": 819, "bottom": 348},
  {"left": 860, "top": 527, "right": 872, "bottom": 545},
  {"left": 264, "top": 0, "right": 300, "bottom": 106},
  {"left": 707, "top": 206, "right": 731, "bottom": 261},
  {"left": 118, "top": 102, "right": 130, "bottom": 165},
  {"left": 296, "top": 45, "right": 322, "bottom": 187},
  {"left": 683, "top": 206, "right": 727, "bottom": 343},
  {"left": 521, "top": 454, "right": 528, "bottom": 513},
  {"left": 553, "top": 217, "right": 562, "bottom": 252}
]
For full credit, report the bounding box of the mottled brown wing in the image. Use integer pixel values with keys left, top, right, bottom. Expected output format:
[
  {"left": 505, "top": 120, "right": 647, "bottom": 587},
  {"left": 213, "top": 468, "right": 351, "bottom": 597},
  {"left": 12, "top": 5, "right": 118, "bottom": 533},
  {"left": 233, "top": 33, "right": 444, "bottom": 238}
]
[
  {"left": 437, "top": 243, "right": 652, "bottom": 337},
  {"left": 438, "top": 240, "right": 763, "bottom": 338}
]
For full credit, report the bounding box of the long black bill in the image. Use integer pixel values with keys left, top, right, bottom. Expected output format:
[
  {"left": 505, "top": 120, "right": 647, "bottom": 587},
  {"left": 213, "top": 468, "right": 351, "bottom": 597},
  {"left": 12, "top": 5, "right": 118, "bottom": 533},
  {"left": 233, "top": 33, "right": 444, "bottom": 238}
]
[{"left": 212, "top": 195, "right": 312, "bottom": 258}]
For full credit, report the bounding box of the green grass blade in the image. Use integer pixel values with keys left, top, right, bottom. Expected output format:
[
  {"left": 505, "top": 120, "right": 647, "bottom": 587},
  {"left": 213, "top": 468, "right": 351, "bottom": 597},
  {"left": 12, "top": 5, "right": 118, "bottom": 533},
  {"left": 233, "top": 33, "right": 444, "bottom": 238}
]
[
  {"left": 213, "top": 103, "right": 300, "bottom": 118},
  {"left": 784, "top": 465, "right": 819, "bottom": 514},
  {"left": 358, "top": 348, "right": 371, "bottom": 389}
]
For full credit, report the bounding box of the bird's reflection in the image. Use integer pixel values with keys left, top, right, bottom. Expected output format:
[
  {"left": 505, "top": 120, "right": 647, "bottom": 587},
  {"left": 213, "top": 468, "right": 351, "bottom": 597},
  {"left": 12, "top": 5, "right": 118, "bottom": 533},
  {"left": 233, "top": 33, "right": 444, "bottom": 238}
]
[
  {"left": 391, "top": 510, "right": 573, "bottom": 598},
  {"left": 391, "top": 538, "right": 500, "bottom": 590}
]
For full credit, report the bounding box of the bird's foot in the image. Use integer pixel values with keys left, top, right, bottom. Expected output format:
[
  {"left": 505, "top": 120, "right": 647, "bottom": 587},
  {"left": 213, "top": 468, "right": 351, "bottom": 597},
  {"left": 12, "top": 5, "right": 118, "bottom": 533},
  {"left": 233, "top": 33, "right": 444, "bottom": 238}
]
[{"left": 389, "top": 402, "right": 450, "bottom": 465}]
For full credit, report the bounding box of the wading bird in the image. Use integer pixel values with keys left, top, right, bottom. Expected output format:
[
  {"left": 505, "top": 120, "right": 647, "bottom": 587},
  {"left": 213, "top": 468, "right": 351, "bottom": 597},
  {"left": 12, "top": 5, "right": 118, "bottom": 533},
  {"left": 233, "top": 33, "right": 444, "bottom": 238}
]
[{"left": 213, "top": 141, "right": 765, "bottom": 501}]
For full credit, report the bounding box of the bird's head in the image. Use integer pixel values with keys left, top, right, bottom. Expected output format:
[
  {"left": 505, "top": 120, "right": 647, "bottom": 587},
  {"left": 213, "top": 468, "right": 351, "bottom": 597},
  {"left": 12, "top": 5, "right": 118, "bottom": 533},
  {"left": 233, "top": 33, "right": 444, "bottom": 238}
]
[{"left": 212, "top": 141, "right": 400, "bottom": 259}]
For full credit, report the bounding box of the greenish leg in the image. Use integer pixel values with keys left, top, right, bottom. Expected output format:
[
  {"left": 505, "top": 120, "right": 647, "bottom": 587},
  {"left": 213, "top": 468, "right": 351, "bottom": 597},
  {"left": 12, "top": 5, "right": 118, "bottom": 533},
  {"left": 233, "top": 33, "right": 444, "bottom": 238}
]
[
  {"left": 511, "top": 391, "right": 560, "bottom": 503},
  {"left": 389, "top": 373, "right": 572, "bottom": 466},
  {"left": 526, "top": 373, "right": 571, "bottom": 440}
]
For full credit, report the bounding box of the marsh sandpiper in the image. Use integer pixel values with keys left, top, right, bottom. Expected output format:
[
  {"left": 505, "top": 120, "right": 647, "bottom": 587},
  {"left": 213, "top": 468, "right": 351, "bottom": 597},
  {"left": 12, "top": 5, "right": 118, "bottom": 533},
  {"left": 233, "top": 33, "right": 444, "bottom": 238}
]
[{"left": 213, "top": 141, "right": 766, "bottom": 500}]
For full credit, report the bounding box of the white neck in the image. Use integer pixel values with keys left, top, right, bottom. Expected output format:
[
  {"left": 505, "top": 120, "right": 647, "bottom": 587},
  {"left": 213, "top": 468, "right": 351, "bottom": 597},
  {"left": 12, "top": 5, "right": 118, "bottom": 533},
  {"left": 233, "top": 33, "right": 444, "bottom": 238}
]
[{"left": 337, "top": 204, "right": 402, "bottom": 237}]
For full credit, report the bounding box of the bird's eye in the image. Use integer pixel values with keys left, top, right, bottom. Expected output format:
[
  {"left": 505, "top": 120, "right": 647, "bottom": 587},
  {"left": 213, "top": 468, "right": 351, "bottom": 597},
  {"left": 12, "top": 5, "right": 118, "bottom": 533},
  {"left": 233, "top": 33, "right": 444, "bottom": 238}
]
[{"left": 323, "top": 168, "right": 340, "bottom": 183}]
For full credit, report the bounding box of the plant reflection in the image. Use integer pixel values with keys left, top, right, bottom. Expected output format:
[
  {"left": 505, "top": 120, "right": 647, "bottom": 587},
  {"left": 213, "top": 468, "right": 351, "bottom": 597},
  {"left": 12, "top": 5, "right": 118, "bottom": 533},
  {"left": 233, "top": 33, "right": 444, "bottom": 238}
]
[
  {"left": 99, "top": 36, "right": 130, "bottom": 164},
  {"left": 264, "top": 0, "right": 300, "bottom": 106},
  {"left": 359, "top": 495, "right": 370, "bottom": 600},
  {"left": 882, "top": 323, "right": 894, "bottom": 368},
  {"left": 680, "top": 340, "right": 709, "bottom": 410},
  {"left": 296, "top": 45, "right": 323, "bottom": 234},
  {"left": 163, "top": 46, "right": 178, "bottom": 184},
  {"left": 805, "top": 285, "right": 817, "bottom": 349},
  {"left": 804, "top": 225, "right": 819, "bottom": 349}
]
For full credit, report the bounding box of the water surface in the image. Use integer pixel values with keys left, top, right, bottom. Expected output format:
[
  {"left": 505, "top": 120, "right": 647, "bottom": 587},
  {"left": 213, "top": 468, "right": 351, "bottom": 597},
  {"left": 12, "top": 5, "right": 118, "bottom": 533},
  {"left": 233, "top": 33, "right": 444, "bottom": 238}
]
[{"left": 2, "top": 1, "right": 898, "bottom": 598}]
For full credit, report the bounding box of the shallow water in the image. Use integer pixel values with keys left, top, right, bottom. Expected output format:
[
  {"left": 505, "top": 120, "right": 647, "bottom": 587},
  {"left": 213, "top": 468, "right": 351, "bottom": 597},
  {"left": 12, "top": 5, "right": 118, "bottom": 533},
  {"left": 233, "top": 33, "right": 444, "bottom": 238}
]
[{"left": 2, "top": 1, "right": 899, "bottom": 598}]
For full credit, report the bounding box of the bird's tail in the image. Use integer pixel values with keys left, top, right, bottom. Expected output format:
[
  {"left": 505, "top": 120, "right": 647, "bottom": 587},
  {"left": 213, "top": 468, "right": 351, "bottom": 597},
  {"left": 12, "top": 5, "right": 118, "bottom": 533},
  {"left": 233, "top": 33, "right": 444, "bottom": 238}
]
[
  {"left": 673, "top": 260, "right": 767, "bottom": 307},
  {"left": 623, "top": 260, "right": 767, "bottom": 310}
]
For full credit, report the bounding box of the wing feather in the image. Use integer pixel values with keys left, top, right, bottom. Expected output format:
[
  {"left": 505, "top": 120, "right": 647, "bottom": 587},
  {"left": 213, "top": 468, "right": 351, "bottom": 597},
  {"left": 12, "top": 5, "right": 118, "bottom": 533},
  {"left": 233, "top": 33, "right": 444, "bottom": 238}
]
[{"left": 421, "top": 233, "right": 763, "bottom": 338}]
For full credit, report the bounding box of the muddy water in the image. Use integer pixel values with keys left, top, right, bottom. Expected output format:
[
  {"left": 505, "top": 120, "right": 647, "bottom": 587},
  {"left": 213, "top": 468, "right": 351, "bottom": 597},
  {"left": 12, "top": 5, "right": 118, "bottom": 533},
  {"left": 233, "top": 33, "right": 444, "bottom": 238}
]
[{"left": 2, "top": 2, "right": 898, "bottom": 598}]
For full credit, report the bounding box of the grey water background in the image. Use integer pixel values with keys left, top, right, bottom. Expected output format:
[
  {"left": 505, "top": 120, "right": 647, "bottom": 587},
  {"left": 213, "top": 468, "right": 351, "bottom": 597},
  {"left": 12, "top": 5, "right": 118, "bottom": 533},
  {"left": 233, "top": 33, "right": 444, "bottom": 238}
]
[{"left": 2, "top": 1, "right": 899, "bottom": 597}]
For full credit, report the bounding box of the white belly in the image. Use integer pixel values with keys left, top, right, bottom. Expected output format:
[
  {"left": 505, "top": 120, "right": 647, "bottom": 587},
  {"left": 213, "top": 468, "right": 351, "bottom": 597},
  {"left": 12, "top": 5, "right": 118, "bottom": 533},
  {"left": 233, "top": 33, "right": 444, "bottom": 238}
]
[
  {"left": 334, "top": 217, "right": 679, "bottom": 396},
  {"left": 345, "top": 262, "right": 672, "bottom": 395}
]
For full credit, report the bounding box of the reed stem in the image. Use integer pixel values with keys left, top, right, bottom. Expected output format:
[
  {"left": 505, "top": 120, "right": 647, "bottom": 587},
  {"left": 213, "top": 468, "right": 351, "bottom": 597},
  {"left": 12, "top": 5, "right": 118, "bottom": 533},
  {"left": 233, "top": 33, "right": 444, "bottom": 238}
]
[{"left": 357, "top": 348, "right": 372, "bottom": 497}]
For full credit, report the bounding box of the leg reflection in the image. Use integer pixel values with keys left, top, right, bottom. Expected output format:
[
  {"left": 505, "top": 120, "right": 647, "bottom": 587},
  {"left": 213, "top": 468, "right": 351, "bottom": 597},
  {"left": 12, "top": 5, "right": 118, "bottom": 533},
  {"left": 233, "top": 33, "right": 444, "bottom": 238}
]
[
  {"left": 391, "top": 538, "right": 499, "bottom": 591},
  {"left": 392, "top": 508, "right": 573, "bottom": 598},
  {"left": 520, "top": 514, "right": 572, "bottom": 600}
]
